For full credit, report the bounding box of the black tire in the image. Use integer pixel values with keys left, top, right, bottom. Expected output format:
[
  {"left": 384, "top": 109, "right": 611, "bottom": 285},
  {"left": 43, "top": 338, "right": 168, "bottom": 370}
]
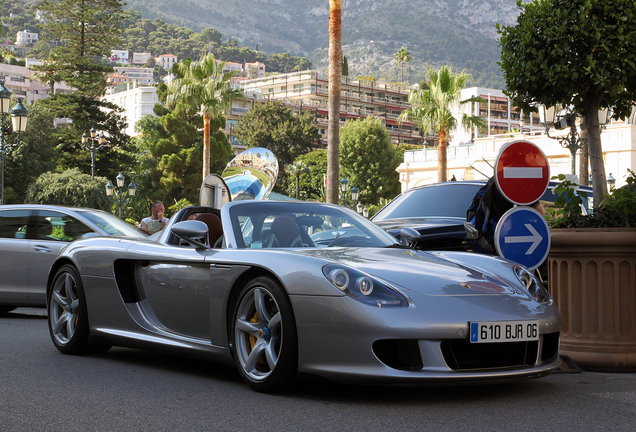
[
  {"left": 230, "top": 276, "right": 298, "bottom": 393},
  {"left": 47, "top": 264, "right": 110, "bottom": 355},
  {"left": 0, "top": 306, "right": 17, "bottom": 313}
]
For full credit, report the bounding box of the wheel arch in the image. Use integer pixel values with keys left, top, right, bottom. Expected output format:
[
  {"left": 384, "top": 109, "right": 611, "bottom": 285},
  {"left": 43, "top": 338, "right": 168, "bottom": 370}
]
[{"left": 47, "top": 257, "right": 76, "bottom": 295}]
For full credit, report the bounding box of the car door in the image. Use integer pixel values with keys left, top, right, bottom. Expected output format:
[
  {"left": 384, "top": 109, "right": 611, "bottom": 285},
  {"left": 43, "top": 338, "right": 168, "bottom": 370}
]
[
  {"left": 126, "top": 242, "right": 215, "bottom": 340},
  {"left": 0, "top": 209, "right": 32, "bottom": 302},
  {"left": 27, "top": 210, "right": 95, "bottom": 299}
]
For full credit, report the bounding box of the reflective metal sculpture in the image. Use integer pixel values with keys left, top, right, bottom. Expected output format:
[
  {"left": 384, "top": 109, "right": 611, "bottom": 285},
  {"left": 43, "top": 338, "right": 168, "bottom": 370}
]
[{"left": 221, "top": 147, "right": 278, "bottom": 201}]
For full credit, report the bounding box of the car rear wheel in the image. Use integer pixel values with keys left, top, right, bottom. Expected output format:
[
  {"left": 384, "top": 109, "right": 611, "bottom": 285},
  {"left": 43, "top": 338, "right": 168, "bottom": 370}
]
[
  {"left": 48, "top": 264, "right": 109, "bottom": 354},
  {"left": 231, "top": 276, "right": 298, "bottom": 393}
]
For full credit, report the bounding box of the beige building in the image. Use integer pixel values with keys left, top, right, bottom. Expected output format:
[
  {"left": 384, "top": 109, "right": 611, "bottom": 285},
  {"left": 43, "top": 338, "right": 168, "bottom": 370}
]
[
  {"left": 242, "top": 70, "right": 424, "bottom": 146},
  {"left": 397, "top": 123, "right": 636, "bottom": 192},
  {"left": 453, "top": 87, "right": 545, "bottom": 144},
  {"left": 113, "top": 67, "right": 154, "bottom": 85},
  {"left": 0, "top": 62, "right": 73, "bottom": 105},
  {"left": 132, "top": 52, "right": 152, "bottom": 66}
]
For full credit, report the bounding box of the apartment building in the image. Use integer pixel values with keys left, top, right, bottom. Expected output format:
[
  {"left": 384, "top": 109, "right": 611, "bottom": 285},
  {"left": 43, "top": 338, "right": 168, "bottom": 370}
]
[
  {"left": 244, "top": 61, "right": 266, "bottom": 79},
  {"left": 453, "top": 87, "right": 544, "bottom": 144},
  {"left": 241, "top": 70, "right": 424, "bottom": 146},
  {"left": 113, "top": 67, "right": 154, "bottom": 85},
  {"left": 132, "top": 52, "right": 152, "bottom": 66},
  {"left": 15, "top": 30, "right": 39, "bottom": 46},
  {"left": 110, "top": 50, "right": 129, "bottom": 64},
  {"left": 0, "top": 61, "right": 73, "bottom": 105},
  {"left": 101, "top": 81, "right": 159, "bottom": 136},
  {"left": 156, "top": 54, "right": 178, "bottom": 71}
]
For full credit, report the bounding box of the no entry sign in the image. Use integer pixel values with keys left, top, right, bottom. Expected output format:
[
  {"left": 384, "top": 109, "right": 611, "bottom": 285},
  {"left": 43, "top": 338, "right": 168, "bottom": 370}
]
[{"left": 494, "top": 140, "right": 550, "bottom": 205}]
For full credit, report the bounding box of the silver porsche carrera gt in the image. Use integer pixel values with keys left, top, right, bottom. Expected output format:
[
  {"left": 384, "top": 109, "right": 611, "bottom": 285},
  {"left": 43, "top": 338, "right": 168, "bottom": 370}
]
[{"left": 46, "top": 197, "right": 561, "bottom": 392}]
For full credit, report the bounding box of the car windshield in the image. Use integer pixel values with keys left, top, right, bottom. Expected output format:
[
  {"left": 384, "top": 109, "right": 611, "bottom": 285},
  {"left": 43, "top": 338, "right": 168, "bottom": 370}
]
[
  {"left": 79, "top": 210, "right": 147, "bottom": 237},
  {"left": 229, "top": 202, "right": 399, "bottom": 249},
  {"left": 372, "top": 183, "right": 481, "bottom": 221}
]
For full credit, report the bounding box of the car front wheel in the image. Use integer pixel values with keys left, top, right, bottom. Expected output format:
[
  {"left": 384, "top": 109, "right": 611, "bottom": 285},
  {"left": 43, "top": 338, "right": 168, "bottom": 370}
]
[
  {"left": 231, "top": 276, "right": 298, "bottom": 393},
  {"left": 48, "top": 264, "right": 104, "bottom": 354}
]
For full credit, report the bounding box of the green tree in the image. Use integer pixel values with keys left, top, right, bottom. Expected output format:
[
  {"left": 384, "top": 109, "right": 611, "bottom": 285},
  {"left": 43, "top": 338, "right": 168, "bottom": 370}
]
[
  {"left": 286, "top": 160, "right": 310, "bottom": 200},
  {"left": 234, "top": 101, "right": 319, "bottom": 169},
  {"left": 25, "top": 168, "right": 111, "bottom": 210},
  {"left": 394, "top": 46, "right": 412, "bottom": 83},
  {"left": 497, "top": 0, "right": 636, "bottom": 205},
  {"left": 342, "top": 55, "right": 349, "bottom": 77},
  {"left": 284, "top": 150, "right": 328, "bottom": 201},
  {"left": 32, "top": 0, "right": 126, "bottom": 96},
  {"left": 399, "top": 65, "right": 485, "bottom": 182},
  {"left": 167, "top": 53, "right": 244, "bottom": 180},
  {"left": 4, "top": 101, "right": 57, "bottom": 204},
  {"left": 339, "top": 117, "right": 401, "bottom": 205}
]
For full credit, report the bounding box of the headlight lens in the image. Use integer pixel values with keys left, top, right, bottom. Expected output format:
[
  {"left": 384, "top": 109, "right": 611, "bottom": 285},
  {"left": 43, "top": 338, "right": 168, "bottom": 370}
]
[
  {"left": 323, "top": 264, "right": 408, "bottom": 308},
  {"left": 514, "top": 265, "right": 552, "bottom": 305}
]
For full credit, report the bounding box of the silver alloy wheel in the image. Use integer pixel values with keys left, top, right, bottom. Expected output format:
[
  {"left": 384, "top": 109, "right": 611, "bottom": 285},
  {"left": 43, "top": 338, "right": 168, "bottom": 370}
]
[
  {"left": 49, "top": 271, "right": 80, "bottom": 346},
  {"left": 234, "top": 287, "right": 282, "bottom": 381}
]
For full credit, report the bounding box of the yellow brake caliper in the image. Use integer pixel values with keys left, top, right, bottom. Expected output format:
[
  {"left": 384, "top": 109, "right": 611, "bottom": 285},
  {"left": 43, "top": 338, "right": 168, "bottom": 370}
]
[{"left": 249, "top": 312, "right": 267, "bottom": 365}]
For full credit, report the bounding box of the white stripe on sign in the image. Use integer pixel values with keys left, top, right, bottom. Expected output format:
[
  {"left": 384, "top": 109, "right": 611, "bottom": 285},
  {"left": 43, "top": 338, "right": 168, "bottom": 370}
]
[{"left": 503, "top": 167, "right": 543, "bottom": 178}]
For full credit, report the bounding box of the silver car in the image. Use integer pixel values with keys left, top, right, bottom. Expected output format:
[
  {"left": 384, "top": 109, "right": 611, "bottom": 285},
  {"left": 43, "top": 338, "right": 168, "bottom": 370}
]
[
  {"left": 46, "top": 200, "right": 561, "bottom": 392},
  {"left": 0, "top": 205, "right": 146, "bottom": 312}
]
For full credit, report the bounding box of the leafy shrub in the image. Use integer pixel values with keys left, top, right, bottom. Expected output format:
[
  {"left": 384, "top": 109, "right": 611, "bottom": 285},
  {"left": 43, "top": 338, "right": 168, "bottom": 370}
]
[
  {"left": 25, "top": 168, "right": 111, "bottom": 210},
  {"left": 548, "top": 170, "right": 636, "bottom": 228}
]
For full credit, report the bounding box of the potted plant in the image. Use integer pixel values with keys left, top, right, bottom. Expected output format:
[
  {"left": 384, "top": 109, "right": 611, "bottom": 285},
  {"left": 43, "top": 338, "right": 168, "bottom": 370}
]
[{"left": 547, "top": 170, "right": 636, "bottom": 371}]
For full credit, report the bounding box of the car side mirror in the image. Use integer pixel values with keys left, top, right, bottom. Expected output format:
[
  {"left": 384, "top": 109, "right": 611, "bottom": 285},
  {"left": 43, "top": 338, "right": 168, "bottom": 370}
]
[
  {"left": 172, "top": 220, "right": 209, "bottom": 249},
  {"left": 399, "top": 227, "right": 422, "bottom": 247}
]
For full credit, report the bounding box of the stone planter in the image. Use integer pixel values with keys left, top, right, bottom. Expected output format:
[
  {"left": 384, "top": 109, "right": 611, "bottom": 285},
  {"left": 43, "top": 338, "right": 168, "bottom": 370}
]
[{"left": 548, "top": 228, "right": 636, "bottom": 371}]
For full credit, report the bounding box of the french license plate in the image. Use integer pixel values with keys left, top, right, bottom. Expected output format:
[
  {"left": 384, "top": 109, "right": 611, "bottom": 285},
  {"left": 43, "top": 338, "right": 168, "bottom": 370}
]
[{"left": 469, "top": 321, "right": 538, "bottom": 343}]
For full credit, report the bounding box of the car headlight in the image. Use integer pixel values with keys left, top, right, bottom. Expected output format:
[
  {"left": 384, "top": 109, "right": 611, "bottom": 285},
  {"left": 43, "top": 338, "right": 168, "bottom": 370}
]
[
  {"left": 323, "top": 264, "right": 409, "bottom": 308},
  {"left": 514, "top": 265, "right": 552, "bottom": 305}
]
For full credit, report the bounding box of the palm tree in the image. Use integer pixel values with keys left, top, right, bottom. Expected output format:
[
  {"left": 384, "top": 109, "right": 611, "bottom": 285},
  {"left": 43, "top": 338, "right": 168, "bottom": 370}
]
[
  {"left": 394, "top": 46, "right": 412, "bottom": 83},
  {"left": 286, "top": 160, "right": 310, "bottom": 199},
  {"left": 167, "top": 53, "right": 244, "bottom": 180},
  {"left": 327, "top": 0, "right": 342, "bottom": 204},
  {"left": 399, "top": 65, "right": 486, "bottom": 182}
]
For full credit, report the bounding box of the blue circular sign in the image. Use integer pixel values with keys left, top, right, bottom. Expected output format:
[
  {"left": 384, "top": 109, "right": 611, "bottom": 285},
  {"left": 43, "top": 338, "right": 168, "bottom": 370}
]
[{"left": 494, "top": 206, "right": 551, "bottom": 270}]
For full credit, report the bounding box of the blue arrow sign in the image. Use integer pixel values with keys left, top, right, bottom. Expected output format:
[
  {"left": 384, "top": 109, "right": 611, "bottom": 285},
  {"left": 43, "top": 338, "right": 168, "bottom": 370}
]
[{"left": 494, "top": 206, "right": 551, "bottom": 270}]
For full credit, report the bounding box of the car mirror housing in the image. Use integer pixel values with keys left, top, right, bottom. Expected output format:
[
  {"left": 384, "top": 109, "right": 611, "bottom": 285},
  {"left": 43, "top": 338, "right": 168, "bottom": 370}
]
[
  {"left": 399, "top": 227, "right": 422, "bottom": 247},
  {"left": 172, "top": 220, "right": 209, "bottom": 249}
]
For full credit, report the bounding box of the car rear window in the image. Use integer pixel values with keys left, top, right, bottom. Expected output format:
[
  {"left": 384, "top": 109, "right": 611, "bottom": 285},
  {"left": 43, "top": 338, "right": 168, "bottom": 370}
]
[{"left": 372, "top": 183, "right": 482, "bottom": 221}]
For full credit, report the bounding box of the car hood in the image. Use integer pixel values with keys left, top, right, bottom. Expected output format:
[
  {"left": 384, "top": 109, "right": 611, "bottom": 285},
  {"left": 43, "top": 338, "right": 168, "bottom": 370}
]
[{"left": 295, "top": 247, "right": 519, "bottom": 297}]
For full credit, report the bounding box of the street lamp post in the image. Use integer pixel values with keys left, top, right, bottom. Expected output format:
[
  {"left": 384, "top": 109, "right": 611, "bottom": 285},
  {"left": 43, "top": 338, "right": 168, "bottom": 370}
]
[
  {"left": 539, "top": 105, "right": 610, "bottom": 177},
  {"left": 0, "top": 79, "right": 29, "bottom": 205},
  {"left": 340, "top": 176, "right": 349, "bottom": 207},
  {"left": 105, "top": 172, "right": 137, "bottom": 218},
  {"left": 607, "top": 173, "right": 616, "bottom": 191},
  {"left": 82, "top": 127, "right": 106, "bottom": 179}
]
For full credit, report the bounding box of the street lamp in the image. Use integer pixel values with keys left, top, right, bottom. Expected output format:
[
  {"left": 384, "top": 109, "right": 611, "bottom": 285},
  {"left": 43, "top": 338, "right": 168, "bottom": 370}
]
[
  {"left": 0, "top": 79, "right": 29, "bottom": 205},
  {"left": 340, "top": 176, "right": 349, "bottom": 207},
  {"left": 105, "top": 172, "right": 137, "bottom": 218},
  {"left": 539, "top": 104, "right": 610, "bottom": 176},
  {"left": 607, "top": 173, "right": 616, "bottom": 190},
  {"left": 82, "top": 127, "right": 106, "bottom": 179}
]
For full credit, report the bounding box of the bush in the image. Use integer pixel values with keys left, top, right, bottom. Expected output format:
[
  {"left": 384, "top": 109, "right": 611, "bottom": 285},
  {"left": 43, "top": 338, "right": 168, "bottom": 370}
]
[
  {"left": 25, "top": 168, "right": 111, "bottom": 210},
  {"left": 548, "top": 170, "right": 636, "bottom": 228}
]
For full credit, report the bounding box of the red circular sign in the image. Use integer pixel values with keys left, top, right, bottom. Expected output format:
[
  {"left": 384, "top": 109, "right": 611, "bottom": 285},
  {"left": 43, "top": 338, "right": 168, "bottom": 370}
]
[{"left": 494, "top": 140, "right": 550, "bottom": 205}]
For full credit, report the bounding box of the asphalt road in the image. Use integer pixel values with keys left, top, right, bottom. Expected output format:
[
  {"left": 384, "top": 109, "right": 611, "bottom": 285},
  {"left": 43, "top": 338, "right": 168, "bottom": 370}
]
[{"left": 1, "top": 308, "right": 635, "bottom": 432}]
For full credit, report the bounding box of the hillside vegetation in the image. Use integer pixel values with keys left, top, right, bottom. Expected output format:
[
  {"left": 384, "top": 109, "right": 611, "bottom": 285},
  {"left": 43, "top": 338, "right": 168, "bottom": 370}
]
[{"left": 2, "top": 0, "right": 521, "bottom": 87}]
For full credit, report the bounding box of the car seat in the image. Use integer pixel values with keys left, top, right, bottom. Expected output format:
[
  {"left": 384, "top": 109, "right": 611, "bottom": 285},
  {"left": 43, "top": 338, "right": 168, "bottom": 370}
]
[{"left": 195, "top": 213, "right": 223, "bottom": 247}]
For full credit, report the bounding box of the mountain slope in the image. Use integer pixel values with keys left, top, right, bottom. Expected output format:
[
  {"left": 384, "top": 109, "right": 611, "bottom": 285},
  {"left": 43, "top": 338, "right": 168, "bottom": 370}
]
[{"left": 126, "top": 0, "right": 523, "bottom": 87}]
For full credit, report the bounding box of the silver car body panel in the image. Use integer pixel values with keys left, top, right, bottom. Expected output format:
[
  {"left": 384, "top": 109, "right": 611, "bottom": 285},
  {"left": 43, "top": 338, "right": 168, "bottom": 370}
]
[{"left": 48, "top": 201, "right": 561, "bottom": 384}]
